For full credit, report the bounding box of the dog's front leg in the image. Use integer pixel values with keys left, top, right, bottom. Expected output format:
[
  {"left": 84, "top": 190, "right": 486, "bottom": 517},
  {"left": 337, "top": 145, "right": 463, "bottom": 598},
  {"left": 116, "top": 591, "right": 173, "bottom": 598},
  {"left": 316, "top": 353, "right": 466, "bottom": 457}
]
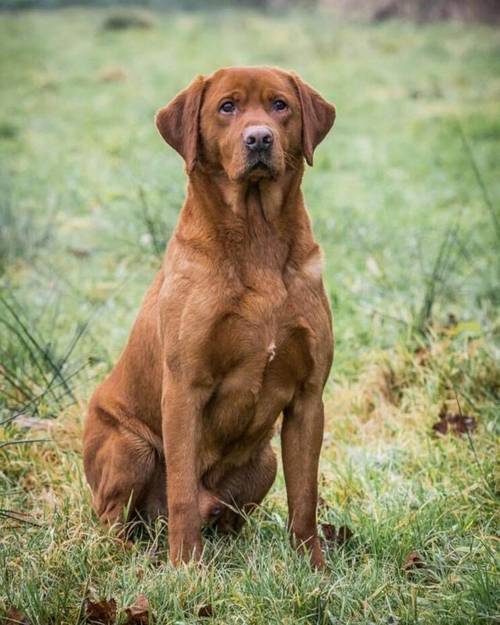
[
  {"left": 162, "top": 380, "right": 204, "bottom": 566},
  {"left": 282, "top": 391, "right": 325, "bottom": 569}
]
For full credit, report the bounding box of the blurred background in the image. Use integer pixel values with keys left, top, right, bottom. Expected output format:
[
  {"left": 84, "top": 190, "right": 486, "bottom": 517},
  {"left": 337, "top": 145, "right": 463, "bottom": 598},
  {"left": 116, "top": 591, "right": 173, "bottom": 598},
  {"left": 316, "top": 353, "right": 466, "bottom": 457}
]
[
  {"left": 1, "top": 0, "right": 498, "bottom": 382},
  {"left": 1, "top": 0, "right": 500, "bottom": 21},
  {"left": 0, "top": 2, "right": 499, "bottom": 622}
]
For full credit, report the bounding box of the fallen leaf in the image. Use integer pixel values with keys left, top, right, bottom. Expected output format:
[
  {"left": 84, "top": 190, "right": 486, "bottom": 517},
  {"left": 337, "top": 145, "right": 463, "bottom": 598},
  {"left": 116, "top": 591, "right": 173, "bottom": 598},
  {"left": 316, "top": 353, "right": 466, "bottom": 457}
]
[
  {"left": 403, "top": 551, "right": 425, "bottom": 574},
  {"left": 432, "top": 419, "right": 449, "bottom": 435},
  {"left": 321, "top": 523, "right": 353, "bottom": 546},
  {"left": 448, "top": 413, "right": 477, "bottom": 435},
  {"left": 83, "top": 598, "right": 117, "bottom": 625},
  {"left": 197, "top": 604, "right": 214, "bottom": 618},
  {"left": 124, "top": 593, "right": 150, "bottom": 624},
  {"left": 5, "top": 607, "right": 30, "bottom": 625},
  {"left": 432, "top": 411, "right": 477, "bottom": 436}
]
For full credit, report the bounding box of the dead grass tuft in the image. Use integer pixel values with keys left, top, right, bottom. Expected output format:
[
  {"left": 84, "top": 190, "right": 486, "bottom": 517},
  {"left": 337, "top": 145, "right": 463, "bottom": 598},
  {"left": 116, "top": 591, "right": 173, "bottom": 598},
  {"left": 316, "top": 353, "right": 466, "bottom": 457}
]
[{"left": 326, "top": 333, "right": 497, "bottom": 447}]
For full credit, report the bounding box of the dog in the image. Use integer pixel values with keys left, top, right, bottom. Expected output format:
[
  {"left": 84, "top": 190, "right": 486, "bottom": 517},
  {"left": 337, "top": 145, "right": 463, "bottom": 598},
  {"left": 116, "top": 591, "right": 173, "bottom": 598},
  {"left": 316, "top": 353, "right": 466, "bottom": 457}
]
[{"left": 83, "top": 66, "right": 335, "bottom": 568}]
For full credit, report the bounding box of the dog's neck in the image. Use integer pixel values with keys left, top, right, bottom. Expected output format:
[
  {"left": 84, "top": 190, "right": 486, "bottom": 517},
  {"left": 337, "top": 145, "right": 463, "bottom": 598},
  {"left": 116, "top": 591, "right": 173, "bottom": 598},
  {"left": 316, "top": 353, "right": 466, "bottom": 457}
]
[
  {"left": 188, "top": 161, "right": 304, "bottom": 214},
  {"left": 172, "top": 164, "right": 318, "bottom": 279}
]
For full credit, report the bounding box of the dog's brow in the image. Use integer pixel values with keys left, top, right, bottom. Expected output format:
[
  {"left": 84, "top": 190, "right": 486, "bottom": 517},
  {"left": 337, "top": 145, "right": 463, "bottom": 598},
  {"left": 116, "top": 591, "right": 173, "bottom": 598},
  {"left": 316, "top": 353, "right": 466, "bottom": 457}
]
[
  {"left": 263, "top": 88, "right": 289, "bottom": 99},
  {"left": 215, "top": 90, "right": 244, "bottom": 104}
]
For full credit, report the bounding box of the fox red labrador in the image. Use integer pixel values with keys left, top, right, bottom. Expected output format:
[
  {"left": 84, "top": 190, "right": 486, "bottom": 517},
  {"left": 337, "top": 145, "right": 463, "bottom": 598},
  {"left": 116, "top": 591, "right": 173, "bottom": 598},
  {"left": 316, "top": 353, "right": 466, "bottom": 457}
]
[{"left": 83, "top": 66, "right": 335, "bottom": 568}]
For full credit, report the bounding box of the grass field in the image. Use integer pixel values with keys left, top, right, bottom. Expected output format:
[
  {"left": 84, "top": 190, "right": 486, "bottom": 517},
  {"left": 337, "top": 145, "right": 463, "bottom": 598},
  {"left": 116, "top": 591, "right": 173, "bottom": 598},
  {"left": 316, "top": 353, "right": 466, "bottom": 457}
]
[{"left": 0, "top": 7, "right": 499, "bottom": 624}]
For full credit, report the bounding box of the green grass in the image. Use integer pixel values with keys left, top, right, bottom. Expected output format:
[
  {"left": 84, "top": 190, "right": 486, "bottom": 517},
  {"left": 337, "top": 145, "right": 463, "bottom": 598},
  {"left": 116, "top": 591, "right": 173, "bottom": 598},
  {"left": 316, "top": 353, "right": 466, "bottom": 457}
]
[{"left": 0, "top": 7, "right": 499, "bottom": 624}]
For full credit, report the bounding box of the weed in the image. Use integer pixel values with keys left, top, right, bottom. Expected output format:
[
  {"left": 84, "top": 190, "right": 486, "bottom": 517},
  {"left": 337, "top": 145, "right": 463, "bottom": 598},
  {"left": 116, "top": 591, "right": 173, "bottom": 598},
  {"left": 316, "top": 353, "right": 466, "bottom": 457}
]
[
  {"left": 0, "top": 183, "right": 53, "bottom": 276},
  {"left": 0, "top": 292, "right": 88, "bottom": 423}
]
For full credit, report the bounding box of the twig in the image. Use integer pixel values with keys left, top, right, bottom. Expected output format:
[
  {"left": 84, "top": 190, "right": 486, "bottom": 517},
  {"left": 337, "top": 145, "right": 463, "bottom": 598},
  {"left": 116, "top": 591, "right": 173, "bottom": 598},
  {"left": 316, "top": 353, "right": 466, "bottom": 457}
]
[
  {"left": 0, "top": 509, "right": 42, "bottom": 527},
  {"left": 0, "top": 439, "right": 50, "bottom": 450}
]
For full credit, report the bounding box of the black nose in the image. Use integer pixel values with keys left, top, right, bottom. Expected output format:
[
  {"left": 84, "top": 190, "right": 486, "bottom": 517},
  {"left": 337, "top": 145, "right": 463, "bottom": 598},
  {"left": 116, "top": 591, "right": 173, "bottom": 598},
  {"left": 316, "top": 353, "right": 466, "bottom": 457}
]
[{"left": 243, "top": 126, "right": 273, "bottom": 152}]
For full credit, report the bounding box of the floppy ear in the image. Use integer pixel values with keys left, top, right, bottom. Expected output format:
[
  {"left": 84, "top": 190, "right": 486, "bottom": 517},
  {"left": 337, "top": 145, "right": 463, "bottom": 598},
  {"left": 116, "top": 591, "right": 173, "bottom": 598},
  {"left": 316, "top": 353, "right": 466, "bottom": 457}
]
[
  {"left": 156, "top": 75, "right": 205, "bottom": 173},
  {"left": 292, "top": 74, "right": 336, "bottom": 167}
]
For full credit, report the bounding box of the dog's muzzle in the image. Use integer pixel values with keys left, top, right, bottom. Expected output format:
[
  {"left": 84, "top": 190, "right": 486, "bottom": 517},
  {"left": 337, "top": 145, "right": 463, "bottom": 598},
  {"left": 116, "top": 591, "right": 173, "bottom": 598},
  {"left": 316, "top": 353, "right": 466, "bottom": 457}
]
[{"left": 242, "top": 125, "right": 274, "bottom": 174}]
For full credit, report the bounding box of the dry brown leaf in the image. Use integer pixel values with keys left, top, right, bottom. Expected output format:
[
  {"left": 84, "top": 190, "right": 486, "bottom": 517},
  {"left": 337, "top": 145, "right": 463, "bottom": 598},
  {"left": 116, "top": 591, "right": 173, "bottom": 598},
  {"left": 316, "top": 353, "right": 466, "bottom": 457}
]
[
  {"left": 197, "top": 603, "right": 214, "bottom": 618},
  {"left": 83, "top": 598, "right": 117, "bottom": 625},
  {"left": 124, "top": 593, "right": 151, "bottom": 625},
  {"left": 432, "top": 411, "right": 477, "bottom": 436},
  {"left": 321, "top": 523, "right": 353, "bottom": 547},
  {"left": 403, "top": 550, "right": 425, "bottom": 573},
  {"left": 432, "top": 419, "right": 449, "bottom": 435},
  {"left": 449, "top": 414, "right": 477, "bottom": 434},
  {"left": 5, "top": 607, "right": 30, "bottom": 625}
]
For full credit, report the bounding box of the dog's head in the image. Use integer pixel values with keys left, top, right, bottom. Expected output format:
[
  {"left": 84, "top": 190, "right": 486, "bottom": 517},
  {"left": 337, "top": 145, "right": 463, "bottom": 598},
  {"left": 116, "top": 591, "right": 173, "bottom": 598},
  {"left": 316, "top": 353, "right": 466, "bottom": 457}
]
[{"left": 156, "top": 66, "right": 335, "bottom": 181}]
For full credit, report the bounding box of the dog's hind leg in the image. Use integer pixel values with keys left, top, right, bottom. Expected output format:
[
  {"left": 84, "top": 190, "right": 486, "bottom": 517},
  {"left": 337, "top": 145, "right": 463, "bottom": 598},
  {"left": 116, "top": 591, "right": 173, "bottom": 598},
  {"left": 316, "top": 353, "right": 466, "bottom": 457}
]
[{"left": 83, "top": 410, "right": 162, "bottom": 529}]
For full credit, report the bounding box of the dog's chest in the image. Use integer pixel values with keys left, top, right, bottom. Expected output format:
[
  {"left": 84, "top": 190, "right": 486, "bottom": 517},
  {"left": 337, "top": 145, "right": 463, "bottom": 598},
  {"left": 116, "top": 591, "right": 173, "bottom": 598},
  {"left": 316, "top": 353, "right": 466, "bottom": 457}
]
[{"left": 202, "top": 294, "right": 315, "bottom": 452}]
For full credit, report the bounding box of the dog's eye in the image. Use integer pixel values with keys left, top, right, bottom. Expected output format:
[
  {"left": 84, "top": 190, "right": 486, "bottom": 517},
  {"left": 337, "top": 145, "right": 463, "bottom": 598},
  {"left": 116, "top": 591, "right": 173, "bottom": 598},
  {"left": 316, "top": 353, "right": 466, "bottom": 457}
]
[
  {"left": 219, "top": 101, "right": 236, "bottom": 114},
  {"left": 272, "top": 99, "right": 288, "bottom": 112}
]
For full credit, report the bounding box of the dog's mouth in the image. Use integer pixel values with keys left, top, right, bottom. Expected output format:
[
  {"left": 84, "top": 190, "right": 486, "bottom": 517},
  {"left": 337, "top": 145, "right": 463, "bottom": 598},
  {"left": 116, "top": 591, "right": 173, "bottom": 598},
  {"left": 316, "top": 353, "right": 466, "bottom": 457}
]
[
  {"left": 250, "top": 162, "right": 270, "bottom": 173},
  {"left": 230, "top": 149, "right": 284, "bottom": 183},
  {"left": 244, "top": 155, "right": 274, "bottom": 179}
]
